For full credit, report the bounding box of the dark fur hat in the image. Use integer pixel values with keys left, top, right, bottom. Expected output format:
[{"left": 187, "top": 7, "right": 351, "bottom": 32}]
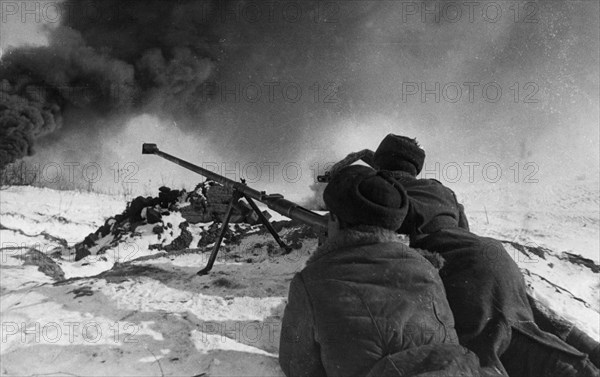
[
  {"left": 373, "top": 134, "right": 426, "bottom": 175},
  {"left": 323, "top": 165, "right": 408, "bottom": 230}
]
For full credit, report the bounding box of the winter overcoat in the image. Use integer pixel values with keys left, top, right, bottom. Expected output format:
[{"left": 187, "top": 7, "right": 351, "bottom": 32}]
[
  {"left": 279, "top": 227, "right": 494, "bottom": 377},
  {"left": 390, "top": 172, "right": 589, "bottom": 375}
]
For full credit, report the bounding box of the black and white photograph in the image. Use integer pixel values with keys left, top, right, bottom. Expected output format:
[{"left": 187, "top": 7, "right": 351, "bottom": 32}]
[{"left": 1, "top": 1, "right": 598, "bottom": 376}]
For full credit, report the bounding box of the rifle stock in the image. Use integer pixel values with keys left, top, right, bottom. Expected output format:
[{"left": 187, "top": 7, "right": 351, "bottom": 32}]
[{"left": 142, "top": 143, "right": 328, "bottom": 230}]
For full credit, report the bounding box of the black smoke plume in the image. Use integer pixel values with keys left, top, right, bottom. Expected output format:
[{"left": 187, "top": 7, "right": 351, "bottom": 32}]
[
  {"left": 0, "top": 0, "right": 217, "bottom": 170},
  {"left": 0, "top": 77, "right": 61, "bottom": 168}
]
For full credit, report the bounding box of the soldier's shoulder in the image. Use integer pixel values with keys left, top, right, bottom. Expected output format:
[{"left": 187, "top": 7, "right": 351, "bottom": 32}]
[
  {"left": 414, "top": 178, "right": 445, "bottom": 187},
  {"left": 413, "top": 178, "right": 458, "bottom": 195}
]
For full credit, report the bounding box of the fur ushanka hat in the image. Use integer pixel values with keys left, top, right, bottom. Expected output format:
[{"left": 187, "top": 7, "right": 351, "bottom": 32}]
[
  {"left": 323, "top": 165, "right": 408, "bottom": 230},
  {"left": 373, "top": 134, "right": 426, "bottom": 176}
]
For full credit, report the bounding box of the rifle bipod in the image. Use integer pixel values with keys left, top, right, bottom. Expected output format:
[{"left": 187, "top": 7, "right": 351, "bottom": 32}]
[{"left": 197, "top": 188, "right": 292, "bottom": 275}]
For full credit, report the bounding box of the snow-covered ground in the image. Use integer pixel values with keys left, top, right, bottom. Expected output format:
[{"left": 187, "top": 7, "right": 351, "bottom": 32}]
[
  {"left": 458, "top": 178, "right": 600, "bottom": 343},
  {"left": 1, "top": 180, "right": 598, "bottom": 376}
]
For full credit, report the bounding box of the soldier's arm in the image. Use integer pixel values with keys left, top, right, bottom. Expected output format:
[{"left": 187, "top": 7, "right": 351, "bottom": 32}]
[
  {"left": 356, "top": 149, "right": 376, "bottom": 168},
  {"left": 279, "top": 274, "right": 326, "bottom": 377},
  {"left": 320, "top": 149, "right": 375, "bottom": 182}
]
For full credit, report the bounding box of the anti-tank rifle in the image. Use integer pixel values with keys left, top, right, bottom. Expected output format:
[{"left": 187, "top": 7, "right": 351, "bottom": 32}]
[{"left": 142, "top": 143, "right": 327, "bottom": 275}]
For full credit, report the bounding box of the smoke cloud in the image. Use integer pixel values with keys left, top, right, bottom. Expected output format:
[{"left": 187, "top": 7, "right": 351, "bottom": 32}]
[
  {"left": 0, "top": 0, "right": 216, "bottom": 169},
  {"left": 0, "top": 77, "right": 61, "bottom": 167},
  {"left": 0, "top": 0, "right": 598, "bottom": 199}
]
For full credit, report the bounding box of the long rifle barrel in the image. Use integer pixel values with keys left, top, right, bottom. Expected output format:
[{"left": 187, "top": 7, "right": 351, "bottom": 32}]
[{"left": 142, "top": 143, "right": 328, "bottom": 229}]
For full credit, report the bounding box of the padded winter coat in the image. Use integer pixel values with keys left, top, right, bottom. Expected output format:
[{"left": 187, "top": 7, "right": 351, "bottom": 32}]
[
  {"left": 279, "top": 227, "right": 496, "bottom": 377},
  {"left": 394, "top": 173, "right": 469, "bottom": 238},
  {"left": 390, "top": 172, "right": 593, "bottom": 376}
]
